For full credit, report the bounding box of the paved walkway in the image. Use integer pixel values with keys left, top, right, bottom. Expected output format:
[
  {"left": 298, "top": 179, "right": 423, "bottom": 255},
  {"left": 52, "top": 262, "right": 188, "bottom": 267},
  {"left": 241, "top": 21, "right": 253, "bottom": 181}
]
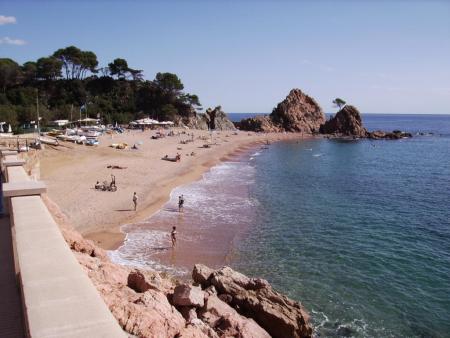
[{"left": 0, "top": 215, "right": 25, "bottom": 337}]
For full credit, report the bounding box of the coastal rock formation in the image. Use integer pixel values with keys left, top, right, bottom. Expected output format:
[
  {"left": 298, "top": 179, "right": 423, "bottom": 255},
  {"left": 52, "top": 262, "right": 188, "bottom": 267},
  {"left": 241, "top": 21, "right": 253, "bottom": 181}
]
[
  {"left": 205, "top": 106, "right": 237, "bottom": 131},
  {"left": 179, "top": 106, "right": 236, "bottom": 131},
  {"left": 270, "top": 89, "right": 325, "bottom": 133},
  {"left": 367, "top": 130, "right": 413, "bottom": 139},
  {"left": 193, "top": 264, "right": 313, "bottom": 338},
  {"left": 173, "top": 284, "right": 205, "bottom": 307},
  {"left": 199, "top": 294, "right": 271, "bottom": 338},
  {"left": 237, "top": 115, "right": 281, "bottom": 133},
  {"left": 319, "top": 105, "right": 368, "bottom": 137},
  {"left": 319, "top": 105, "right": 413, "bottom": 140},
  {"left": 238, "top": 89, "right": 325, "bottom": 133}
]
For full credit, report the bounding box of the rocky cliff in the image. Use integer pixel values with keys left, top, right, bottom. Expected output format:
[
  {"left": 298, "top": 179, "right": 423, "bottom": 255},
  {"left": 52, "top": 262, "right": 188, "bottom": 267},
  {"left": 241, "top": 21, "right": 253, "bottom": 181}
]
[
  {"left": 319, "top": 105, "right": 368, "bottom": 137},
  {"left": 178, "top": 106, "right": 236, "bottom": 131},
  {"left": 238, "top": 89, "right": 325, "bottom": 133}
]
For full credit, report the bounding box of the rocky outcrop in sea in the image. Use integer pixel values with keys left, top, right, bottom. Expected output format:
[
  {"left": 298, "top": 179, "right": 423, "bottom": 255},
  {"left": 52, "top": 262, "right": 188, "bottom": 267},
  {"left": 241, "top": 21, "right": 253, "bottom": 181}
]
[
  {"left": 238, "top": 89, "right": 325, "bottom": 133},
  {"left": 321, "top": 105, "right": 413, "bottom": 139},
  {"left": 237, "top": 89, "right": 412, "bottom": 140},
  {"left": 270, "top": 89, "right": 325, "bottom": 133},
  {"left": 319, "top": 105, "right": 368, "bottom": 137},
  {"left": 178, "top": 106, "right": 236, "bottom": 131}
]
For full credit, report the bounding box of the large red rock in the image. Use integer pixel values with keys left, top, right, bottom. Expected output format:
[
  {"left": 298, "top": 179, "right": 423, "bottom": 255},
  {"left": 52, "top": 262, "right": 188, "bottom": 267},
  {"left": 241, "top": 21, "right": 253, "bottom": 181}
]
[
  {"left": 127, "top": 270, "right": 157, "bottom": 293},
  {"left": 111, "top": 289, "right": 186, "bottom": 337},
  {"left": 172, "top": 284, "right": 205, "bottom": 307},
  {"left": 194, "top": 265, "right": 312, "bottom": 338},
  {"left": 199, "top": 294, "right": 270, "bottom": 338},
  {"left": 270, "top": 88, "right": 325, "bottom": 133},
  {"left": 193, "top": 264, "right": 214, "bottom": 288}
]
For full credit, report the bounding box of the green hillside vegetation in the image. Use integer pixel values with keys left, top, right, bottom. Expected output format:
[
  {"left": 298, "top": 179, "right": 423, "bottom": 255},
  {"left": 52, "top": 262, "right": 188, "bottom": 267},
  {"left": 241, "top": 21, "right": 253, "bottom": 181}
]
[{"left": 0, "top": 46, "right": 201, "bottom": 132}]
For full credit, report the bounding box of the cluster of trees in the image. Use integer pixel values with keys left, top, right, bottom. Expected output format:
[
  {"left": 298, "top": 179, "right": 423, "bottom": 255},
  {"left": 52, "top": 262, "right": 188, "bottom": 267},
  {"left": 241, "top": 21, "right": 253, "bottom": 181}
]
[{"left": 0, "top": 46, "right": 201, "bottom": 131}]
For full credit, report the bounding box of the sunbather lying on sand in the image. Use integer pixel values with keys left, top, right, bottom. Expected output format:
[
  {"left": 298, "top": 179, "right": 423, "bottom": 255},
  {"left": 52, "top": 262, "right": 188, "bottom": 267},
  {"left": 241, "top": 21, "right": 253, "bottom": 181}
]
[{"left": 107, "top": 165, "right": 127, "bottom": 169}]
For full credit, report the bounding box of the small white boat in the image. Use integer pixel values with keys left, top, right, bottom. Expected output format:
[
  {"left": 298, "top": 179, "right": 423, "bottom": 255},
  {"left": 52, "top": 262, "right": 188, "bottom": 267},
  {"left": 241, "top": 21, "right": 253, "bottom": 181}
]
[
  {"left": 39, "top": 136, "right": 59, "bottom": 146},
  {"left": 86, "top": 138, "right": 99, "bottom": 146}
]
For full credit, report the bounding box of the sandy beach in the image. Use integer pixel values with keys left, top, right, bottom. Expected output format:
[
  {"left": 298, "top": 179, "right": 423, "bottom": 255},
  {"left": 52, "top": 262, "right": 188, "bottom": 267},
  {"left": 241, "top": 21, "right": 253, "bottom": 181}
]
[{"left": 40, "top": 128, "right": 305, "bottom": 250}]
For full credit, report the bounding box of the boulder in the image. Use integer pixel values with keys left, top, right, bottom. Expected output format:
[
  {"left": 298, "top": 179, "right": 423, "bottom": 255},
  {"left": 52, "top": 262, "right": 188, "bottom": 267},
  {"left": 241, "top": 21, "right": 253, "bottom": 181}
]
[
  {"left": 128, "top": 270, "right": 152, "bottom": 293},
  {"left": 195, "top": 266, "right": 312, "bottom": 338},
  {"left": 193, "top": 264, "right": 214, "bottom": 288},
  {"left": 172, "top": 284, "right": 205, "bottom": 307},
  {"left": 199, "top": 294, "right": 271, "bottom": 338},
  {"left": 110, "top": 289, "right": 186, "bottom": 338},
  {"left": 237, "top": 115, "right": 280, "bottom": 132},
  {"left": 178, "top": 306, "right": 198, "bottom": 322},
  {"left": 319, "top": 105, "right": 367, "bottom": 137},
  {"left": 270, "top": 88, "right": 325, "bottom": 133},
  {"left": 368, "top": 130, "right": 412, "bottom": 139}
]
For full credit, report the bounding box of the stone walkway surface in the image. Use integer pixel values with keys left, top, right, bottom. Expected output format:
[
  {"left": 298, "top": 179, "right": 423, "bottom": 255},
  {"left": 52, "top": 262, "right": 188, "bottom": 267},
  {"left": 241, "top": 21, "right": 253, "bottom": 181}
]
[{"left": 0, "top": 216, "right": 25, "bottom": 337}]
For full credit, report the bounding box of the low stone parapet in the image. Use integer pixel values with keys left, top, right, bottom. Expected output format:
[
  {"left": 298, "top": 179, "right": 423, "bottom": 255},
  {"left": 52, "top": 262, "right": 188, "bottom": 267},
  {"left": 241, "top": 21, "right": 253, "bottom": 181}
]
[{"left": 2, "top": 153, "right": 126, "bottom": 337}]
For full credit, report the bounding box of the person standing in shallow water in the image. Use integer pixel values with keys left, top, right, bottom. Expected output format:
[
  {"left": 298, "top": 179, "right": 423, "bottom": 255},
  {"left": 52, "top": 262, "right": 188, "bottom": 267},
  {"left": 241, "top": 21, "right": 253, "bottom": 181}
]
[
  {"left": 171, "top": 226, "right": 177, "bottom": 247},
  {"left": 132, "top": 192, "right": 138, "bottom": 211},
  {"left": 178, "top": 194, "right": 185, "bottom": 212}
]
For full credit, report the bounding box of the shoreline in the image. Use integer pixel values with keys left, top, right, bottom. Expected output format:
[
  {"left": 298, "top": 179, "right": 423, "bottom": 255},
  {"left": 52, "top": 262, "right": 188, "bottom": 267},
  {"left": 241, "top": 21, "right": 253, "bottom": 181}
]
[
  {"left": 40, "top": 128, "right": 312, "bottom": 251},
  {"left": 84, "top": 140, "right": 264, "bottom": 250}
]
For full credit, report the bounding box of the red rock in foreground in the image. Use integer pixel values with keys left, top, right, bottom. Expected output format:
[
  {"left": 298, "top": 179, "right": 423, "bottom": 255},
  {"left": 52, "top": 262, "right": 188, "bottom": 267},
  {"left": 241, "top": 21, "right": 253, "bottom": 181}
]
[
  {"left": 193, "top": 264, "right": 313, "bottom": 338},
  {"left": 48, "top": 196, "right": 312, "bottom": 337}
]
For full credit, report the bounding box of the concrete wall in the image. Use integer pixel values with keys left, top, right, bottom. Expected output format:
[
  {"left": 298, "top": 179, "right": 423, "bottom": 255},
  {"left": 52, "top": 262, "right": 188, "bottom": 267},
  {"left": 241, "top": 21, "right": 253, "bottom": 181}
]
[{"left": 1, "top": 152, "right": 126, "bottom": 338}]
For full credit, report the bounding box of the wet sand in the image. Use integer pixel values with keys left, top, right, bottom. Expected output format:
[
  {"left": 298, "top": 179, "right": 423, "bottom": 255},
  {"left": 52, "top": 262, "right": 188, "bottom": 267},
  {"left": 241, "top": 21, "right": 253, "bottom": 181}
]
[{"left": 40, "top": 128, "right": 307, "bottom": 250}]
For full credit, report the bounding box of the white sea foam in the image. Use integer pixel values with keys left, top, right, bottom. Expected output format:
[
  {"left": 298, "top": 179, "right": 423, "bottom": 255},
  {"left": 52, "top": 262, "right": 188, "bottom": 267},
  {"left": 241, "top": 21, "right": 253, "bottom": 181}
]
[{"left": 109, "top": 158, "right": 258, "bottom": 273}]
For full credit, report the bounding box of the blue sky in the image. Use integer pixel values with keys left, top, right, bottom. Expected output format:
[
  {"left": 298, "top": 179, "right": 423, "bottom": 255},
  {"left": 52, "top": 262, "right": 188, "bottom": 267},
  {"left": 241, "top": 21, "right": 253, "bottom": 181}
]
[{"left": 1, "top": 1, "right": 449, "bottom": 114}]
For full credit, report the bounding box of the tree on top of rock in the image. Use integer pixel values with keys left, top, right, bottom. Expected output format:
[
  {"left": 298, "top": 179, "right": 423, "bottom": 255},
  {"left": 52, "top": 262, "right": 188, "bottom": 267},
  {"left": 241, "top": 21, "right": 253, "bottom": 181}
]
[{"left": 333, "top": 98, "right": 346, "bottom": 110}]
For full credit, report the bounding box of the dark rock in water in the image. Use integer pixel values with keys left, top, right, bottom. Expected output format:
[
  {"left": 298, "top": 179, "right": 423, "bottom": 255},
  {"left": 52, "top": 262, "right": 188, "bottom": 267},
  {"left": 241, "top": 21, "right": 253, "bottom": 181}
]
[
  {"left": 319, "top": 105, "right": 367, "bottom": 137},
  {"left": 336, "top": 325, "right": 353, "bottom": 337},
  {"left": 238, "top": 88, "right": 325, "bottom": 133},
  {"left": 320, "top": 106, "right": 413, "bottom": 140},
  {"left": 367, "top": 130, "right": 412, "bottom": 140},
  {"left": 193, "top": 264, "right": 313, "bottom": 338},
  {"left": 270, "top": 88, "right": 325, "bottom": 133},
  {"left": 236, "top": 115, "right": 280, "bottom": 133},
  {"left": 177, "top": 106, "right": 236, "bottom": 131}
]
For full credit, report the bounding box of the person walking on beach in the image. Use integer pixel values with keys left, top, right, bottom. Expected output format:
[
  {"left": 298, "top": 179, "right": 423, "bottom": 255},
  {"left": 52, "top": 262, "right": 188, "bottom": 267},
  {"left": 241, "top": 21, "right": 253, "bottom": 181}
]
[
  {"left": 132, "top": 192, "right": 138, "bottom": 211},
  {"left": 171, "top": 226, "right": 177, "bottom": 247},
  {"left": 178, "top": 194, "right": 184, "bottom": 212}
]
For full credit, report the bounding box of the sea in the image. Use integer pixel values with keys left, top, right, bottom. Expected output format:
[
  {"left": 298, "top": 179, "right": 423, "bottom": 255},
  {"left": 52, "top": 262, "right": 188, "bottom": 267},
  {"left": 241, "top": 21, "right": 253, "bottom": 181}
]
[{"left": 110, "top": 113, "right": 450, "bottom": 338}]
